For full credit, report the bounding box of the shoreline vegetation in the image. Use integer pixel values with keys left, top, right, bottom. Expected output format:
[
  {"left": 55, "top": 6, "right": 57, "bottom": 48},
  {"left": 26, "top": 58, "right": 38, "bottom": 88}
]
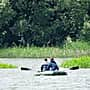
[
  {"left": 0, "top": 63, "right": 17, "bottom": 68},
  {"left": 61, "top": 56, "right": 90, "bottom": 68},
  {"left": 0, "top": 41, "right": 90, "bottom": 68},
  {"left": 0, "top": 42, "right": 90, "bottom": 58}
]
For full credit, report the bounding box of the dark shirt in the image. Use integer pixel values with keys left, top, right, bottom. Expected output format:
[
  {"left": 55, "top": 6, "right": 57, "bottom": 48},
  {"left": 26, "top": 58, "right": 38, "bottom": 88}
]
[
  {"left": 48, "top": 62, "right": 59, "bottom": 71},
  {"left": 51, "top": 60, "right": 56, "bottom": 64},
  {"left": 41, "top": 64, "right": 49, "bottom": 72}
]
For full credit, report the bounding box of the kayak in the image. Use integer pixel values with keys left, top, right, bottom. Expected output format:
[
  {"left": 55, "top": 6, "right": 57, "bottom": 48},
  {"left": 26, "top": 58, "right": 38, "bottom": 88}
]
[{"left": 35, "top": 71, "right": 67, "bottom": 76}]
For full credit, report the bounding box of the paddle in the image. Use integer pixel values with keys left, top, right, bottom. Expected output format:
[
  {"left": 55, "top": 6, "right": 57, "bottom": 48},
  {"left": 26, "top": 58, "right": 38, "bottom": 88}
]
[
  {"left": 20, "top": 66, "right": 79, "bottom": 71},
  {"left": 69, "top": 66, "right": 79, "bottom": 70},
  {"left": 20, "top": 67, "right": 32, "bottom": 70}
]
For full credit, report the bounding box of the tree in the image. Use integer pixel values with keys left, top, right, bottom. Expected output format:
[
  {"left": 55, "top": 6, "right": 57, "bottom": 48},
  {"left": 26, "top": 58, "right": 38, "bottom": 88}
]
[
  {"left": 0, "top": 0, "right": 89, "bottom": 47},
  {"left": 0, "top": 0, "right": 20, "bottom": 47}
]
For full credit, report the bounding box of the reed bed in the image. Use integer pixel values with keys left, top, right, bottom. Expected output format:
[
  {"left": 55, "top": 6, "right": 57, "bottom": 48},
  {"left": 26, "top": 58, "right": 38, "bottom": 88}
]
[
  {"left": 0, "top": 41, "right": 90, "bottom": 58},
  {"left": 0, "top": 47, "right": 89, "bottom": 58}
]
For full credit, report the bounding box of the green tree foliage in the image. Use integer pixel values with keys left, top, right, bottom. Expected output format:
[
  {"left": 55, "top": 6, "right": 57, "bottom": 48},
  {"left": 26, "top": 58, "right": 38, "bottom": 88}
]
[
  {"left": 0, "top": 0, "right": 20, "bottom": 47},
  {"left": 82, "top": 0, "right": 90, "bottom": 43},
  {"left": 0, "top": 0, "right": 89, "bottom": 47}
]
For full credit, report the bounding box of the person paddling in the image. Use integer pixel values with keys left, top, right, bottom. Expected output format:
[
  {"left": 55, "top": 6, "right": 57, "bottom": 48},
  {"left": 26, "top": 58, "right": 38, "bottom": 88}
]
[
  {"left": 41, "top": 58, "right": 49, "bottom": 72},
  {"left": 48, "top": 58, "right": 59, "bottom": 71}
]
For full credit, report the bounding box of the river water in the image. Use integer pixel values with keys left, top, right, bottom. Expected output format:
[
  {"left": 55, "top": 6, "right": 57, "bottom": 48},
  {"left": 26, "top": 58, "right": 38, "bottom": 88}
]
[{"left": 0, "top": 58, "right": 90, "bottom": 90}]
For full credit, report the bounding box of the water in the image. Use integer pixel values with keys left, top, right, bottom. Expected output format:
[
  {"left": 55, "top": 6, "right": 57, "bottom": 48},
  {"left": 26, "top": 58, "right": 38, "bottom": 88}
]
[{"left": 0, "top": 58, "right": 90, "bottom": 90}]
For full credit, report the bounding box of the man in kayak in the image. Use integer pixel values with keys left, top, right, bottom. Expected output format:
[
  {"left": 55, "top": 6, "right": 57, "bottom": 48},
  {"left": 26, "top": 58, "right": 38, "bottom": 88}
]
[
  {"left": 48, "top": 58, "right": 59, "bottom": 71},
  {"left": 41, "top": 58, "right": 49, "bottom": 72}
]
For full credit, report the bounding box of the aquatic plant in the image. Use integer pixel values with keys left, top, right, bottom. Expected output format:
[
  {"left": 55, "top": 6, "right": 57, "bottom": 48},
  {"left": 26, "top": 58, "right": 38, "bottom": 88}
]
[
  {"left": 0, "top": 63, "right": 17, "bottom": 68},
  {"left": 61, "top": 56, "right": 90, "bottom": 68}
]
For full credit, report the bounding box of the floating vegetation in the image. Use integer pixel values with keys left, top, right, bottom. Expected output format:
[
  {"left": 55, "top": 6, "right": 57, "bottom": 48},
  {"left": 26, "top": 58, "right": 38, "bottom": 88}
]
[
  {"left": 0, "top": 63, "right": 17, "bottom": 68},
  {"left": 61, "top": 56, "right": 90, "bottom": 68}
]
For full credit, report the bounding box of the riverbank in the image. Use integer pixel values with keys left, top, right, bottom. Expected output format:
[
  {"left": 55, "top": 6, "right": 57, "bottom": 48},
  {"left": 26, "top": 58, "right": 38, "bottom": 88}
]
[
  {"left": 0, "top": 47, "right": 89, "bottom": 58},
  {"left": 0, "top": 42, "right": 90, "bottom": 58}
]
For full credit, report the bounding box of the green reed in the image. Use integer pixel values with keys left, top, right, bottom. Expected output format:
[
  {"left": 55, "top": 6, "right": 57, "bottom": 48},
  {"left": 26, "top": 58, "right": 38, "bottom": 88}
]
[{"left": 0, "top": 41, "right": 90, "bottom": 58}]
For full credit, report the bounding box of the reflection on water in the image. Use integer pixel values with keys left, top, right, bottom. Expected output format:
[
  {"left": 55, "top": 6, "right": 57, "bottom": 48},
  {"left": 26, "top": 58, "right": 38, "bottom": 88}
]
[{"left": 0, "top": 58, "right": 90, "bottom": 90}]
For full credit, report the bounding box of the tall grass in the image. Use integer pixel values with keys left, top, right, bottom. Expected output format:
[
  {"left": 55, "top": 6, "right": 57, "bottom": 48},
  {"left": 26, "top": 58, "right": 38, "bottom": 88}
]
[
  {"left": 0, "top": 41, "right": 90, "bottom": 58},
  {"left": 64, "top": 41, "right": 90, "bottom": 50},
  {"left": 60, "top": 56, "right": 90, "bottom": 68}
]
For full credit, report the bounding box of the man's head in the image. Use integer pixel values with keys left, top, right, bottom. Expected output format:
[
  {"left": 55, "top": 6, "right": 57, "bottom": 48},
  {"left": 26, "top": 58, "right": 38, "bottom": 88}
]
[
  {"left": 44, "top": 58, "right": 47, "bottom": 61},
  {"left": 51, "top": 58, "right": 54, "bottom": 61}
]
